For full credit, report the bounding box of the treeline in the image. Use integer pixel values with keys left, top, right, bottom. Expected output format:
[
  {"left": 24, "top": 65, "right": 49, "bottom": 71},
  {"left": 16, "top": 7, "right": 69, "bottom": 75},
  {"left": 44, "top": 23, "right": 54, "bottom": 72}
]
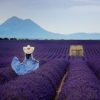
[{"left": 0, "top": 38, "right": 30, "bottom": 40}]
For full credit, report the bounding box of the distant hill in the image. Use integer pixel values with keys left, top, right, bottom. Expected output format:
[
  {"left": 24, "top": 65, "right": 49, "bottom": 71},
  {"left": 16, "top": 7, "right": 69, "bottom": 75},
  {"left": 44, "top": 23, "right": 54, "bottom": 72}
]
[
  {"left": 64, "top": 33, "right": 100, "bottom": 40},
  {"left": 0, "top": 16, "right": 100, "bottom": 40}
]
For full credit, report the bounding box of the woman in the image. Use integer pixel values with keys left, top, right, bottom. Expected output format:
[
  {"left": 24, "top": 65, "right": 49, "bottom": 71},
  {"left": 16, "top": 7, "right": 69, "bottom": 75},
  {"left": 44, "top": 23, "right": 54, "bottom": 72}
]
[{"left": 11, "top": 45, "right": 39, "bottom": 75}]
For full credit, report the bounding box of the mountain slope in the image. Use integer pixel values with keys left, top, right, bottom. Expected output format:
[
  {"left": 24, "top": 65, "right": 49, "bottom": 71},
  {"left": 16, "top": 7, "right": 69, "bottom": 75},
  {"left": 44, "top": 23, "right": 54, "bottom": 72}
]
[{"left": 0, "top": 16, "right": 100, "bottom": 40}]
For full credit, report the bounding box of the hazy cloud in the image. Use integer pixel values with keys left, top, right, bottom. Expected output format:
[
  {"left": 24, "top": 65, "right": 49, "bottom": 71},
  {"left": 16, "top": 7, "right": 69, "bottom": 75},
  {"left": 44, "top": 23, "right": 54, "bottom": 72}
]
[{"left": 1, "top": 0, "right": 100, "bottom": 8}]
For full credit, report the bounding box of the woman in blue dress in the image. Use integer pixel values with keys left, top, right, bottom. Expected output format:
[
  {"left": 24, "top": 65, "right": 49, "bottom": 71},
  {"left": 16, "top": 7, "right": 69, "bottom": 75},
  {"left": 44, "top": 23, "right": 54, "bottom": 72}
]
[{"left": 11, "top": 45, "right": 39, "bottom": 75}]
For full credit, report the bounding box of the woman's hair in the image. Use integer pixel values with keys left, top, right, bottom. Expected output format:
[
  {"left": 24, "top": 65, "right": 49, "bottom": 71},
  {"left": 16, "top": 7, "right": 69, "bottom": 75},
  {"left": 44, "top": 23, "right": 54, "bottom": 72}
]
[{"left": 26, "top": 54, "right": 31, "bottom": 59}]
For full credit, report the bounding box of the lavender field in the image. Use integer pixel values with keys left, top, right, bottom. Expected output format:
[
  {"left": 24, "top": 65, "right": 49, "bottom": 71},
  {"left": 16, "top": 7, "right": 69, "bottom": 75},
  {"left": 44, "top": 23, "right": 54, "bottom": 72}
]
[{"left": 0, "top": 40, "right": 100, "bottom": 100}]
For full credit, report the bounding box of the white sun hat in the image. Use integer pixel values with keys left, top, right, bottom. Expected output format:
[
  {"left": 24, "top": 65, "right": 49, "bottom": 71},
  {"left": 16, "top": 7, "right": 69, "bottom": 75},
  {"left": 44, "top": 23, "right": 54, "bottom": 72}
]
[{"left": 23, "top": 45, "right": 35, "bottom": 54}]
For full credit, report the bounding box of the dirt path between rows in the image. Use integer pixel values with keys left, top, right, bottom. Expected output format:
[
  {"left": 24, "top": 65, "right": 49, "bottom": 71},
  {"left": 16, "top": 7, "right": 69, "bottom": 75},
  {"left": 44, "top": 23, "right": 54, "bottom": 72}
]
[{"left": 54, "top": 72, "right": 68, "bottom": 100}]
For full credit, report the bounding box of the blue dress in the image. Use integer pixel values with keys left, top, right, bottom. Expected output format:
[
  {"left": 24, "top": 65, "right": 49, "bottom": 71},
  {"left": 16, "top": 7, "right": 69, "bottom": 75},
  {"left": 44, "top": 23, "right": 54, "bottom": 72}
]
[{"left": 11, "top": 56, "right": 39, "bottom": 75}]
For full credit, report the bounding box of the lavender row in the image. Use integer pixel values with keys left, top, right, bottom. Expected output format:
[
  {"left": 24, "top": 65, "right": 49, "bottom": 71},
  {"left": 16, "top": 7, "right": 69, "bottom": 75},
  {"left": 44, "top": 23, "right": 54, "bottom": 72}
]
[
  {"left": 0, "top": 60, "right": 48, "bottom": 85},
  {"left": 0, "top": 67, "right": 17, "bottom": 85},
  {"left": 0, "top": 59, "right": 68, "bottom": 100},
  {"left": 87, "top": 58, "right": 100, "bottom": 79},
  {"left": 58, "top": 58, "right": 100, "bottom": 100}
]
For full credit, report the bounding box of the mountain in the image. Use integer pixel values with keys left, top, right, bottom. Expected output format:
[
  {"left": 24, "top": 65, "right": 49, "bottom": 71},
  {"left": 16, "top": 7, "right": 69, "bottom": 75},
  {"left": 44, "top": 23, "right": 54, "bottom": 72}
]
[
  {"left": 0, "top": 16, "right": 100, "bottom": 40},
  {"left": 0, "top": 16, "right": 66, "bottom": 39}
]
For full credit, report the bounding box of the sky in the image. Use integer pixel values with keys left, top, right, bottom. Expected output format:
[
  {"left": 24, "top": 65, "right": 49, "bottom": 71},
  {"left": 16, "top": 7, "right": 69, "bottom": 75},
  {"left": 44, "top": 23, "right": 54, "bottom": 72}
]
[{"left": 0, "top": 0, "right": 100, "bottom": 34}]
